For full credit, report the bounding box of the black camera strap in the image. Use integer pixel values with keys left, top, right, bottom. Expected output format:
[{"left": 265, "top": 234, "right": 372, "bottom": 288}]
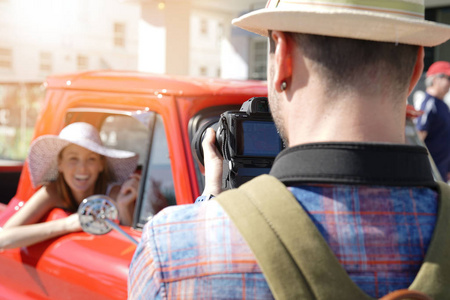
[
  {"left": 217, "top": 115, "right": 231, "bottom": 160},
  {"left": 269, "top": 142, "right": 437, "bottom": 188}
]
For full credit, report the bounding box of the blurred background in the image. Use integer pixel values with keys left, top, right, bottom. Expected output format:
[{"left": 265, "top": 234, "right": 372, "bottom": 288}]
[{"left": 0, "top": 0, "right": 449, "bottom": 162}]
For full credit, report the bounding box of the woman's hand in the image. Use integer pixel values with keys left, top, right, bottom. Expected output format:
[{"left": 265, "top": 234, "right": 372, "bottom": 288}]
[
  {"left": 64, "top": 213, "right": 82, "bottom": 232},
  {"left": 112, "top": 174, "right": 141, "bottom": 226},
  {"left": 116, "top": 174, "right": 141, "bottom": 208}
]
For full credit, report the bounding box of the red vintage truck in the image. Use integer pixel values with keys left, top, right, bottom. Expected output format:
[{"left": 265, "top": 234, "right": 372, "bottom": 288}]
[
  {"left": 0, "top": 70, "right": 441, "bottom": 299},
  {"left": 0, "top": 70, "right": 267, "bottom": 299}
]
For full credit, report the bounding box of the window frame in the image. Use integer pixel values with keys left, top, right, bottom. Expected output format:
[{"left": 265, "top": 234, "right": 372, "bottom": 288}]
[{"left": 133, "top": 113, "right": 175, "bottom": 229}]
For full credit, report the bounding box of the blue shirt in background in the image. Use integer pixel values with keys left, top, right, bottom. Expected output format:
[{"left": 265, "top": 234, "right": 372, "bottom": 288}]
[{"left": 416, "top": 93, "right": 450, "bottom": 180}]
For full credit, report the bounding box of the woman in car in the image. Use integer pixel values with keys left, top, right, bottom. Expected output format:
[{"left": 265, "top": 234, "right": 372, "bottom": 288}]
[{"left": 0, "top": 122, "right": 139, "bottom": 250}]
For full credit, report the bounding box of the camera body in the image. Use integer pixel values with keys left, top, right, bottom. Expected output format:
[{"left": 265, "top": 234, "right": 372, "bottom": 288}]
[{"left": 193, "top": 97, "right": 284, "bottom": 189}]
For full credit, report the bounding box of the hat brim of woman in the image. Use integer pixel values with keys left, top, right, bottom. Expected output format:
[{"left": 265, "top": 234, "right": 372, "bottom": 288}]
[
  {"left": 232, "top": 8, "right": 450, "bottom": 47},
  {"left": 28, "top": 135, "right": 138, "bottom": 188}
]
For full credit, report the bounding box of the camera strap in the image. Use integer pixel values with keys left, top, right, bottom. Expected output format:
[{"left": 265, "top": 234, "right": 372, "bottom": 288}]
[
  {"left": 269, "top": 142, "right": 437, "bottom": 188},
  {"left": 216, "top": 115, "right": 231, "bottom": 160}
]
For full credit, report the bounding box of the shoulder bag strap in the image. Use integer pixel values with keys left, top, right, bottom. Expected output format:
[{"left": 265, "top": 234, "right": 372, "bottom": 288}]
[
  {"left": 408, "top": 181, "right": 450, "bottom": 299},
  {"left": 215, "top": 174, "right": 373, "bottom": 300}
]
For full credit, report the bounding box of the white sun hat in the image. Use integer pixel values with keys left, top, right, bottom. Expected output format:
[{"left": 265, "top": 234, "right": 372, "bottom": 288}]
[
  {"left": 232, "top": 0, "right": 450, "bottom": 47},
  {"left": 27, "top": 122, "right": 139, "bottom": 188}
]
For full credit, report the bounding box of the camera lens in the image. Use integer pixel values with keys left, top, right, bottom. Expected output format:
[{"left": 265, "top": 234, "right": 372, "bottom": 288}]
[{"left": 191, "top": 120, "right": 220, "bottom": 167}]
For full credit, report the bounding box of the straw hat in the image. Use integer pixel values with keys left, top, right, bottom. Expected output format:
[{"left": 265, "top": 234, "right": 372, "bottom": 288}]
[
  {"left": 232, "top": 0, "right": 450, "bottom": 47},
  {"left": 28, "top": 122, "right": 139, "bottom": 188}
]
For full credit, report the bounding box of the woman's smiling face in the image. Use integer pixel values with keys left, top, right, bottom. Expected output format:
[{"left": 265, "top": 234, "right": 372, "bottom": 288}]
[{"left": 58, "top": 144, "right": 104, "bottom": 201}]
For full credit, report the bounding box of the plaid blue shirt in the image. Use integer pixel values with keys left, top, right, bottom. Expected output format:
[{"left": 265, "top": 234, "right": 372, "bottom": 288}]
[{"left": 128, "top": 184, "right": 437, "bottom": 299}]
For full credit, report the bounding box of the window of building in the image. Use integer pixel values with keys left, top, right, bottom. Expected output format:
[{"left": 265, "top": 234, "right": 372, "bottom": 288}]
[
  {"left": 0, "top": 48, "right": 12, "bottom": 70},
  {"left": 77, "top": 55, "right": 89, "bottom": 70},
  {"left": 217, "top": 22, "right": 224, "bottom": 38},
  {"left": 114, "top": 22, "right": 126, "bottom": 48},
  {"left": 249, "top": 38, "right": 268, "bottom": 80},
  {"left": 200, "top": 19, "right": 208, "bottom": 36},
  {"left": 39, "top": 52, "right": 52, "bottom": 72},
  {"left": 216, "top": 22, "right": 224, "bottom": 46},
  {"left": 199, "top": 66, "right": 207, "bottom": 76}
]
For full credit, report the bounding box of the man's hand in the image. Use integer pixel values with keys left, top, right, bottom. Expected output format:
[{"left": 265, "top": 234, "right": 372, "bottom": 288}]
[{"left": 201, "top": 128, "right": 223, "bottom": 197}]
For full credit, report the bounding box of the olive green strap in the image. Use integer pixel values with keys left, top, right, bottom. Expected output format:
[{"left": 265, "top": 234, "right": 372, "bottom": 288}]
[
  {"left": 216, "top": 174, "right": 372, "bottom": 300},
  {"left": 217, "top": 176, "right": 450, "bottom": 299},
  {"left": 409, "top": 181, "right": 450, "bottom": 299}
]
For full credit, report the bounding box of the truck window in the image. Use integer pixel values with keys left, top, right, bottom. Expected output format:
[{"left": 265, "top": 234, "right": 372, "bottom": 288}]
[
  {"left": 136, "top": 114, "right": 175, "bottom": 226},
  {"left": 100, "top": 114, "right": 150, "bottom": 167},
  {"left": 65, "top": 109, "right": 175, "bottom": 228}
]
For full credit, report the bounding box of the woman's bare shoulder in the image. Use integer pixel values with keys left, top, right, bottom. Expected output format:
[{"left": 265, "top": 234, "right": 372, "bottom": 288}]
[
  {"left": 33, "top": 182, "right": 63, "bottom": 207},
  {"left": 3, "top": 183, "right": 62, "bottom": 228}
]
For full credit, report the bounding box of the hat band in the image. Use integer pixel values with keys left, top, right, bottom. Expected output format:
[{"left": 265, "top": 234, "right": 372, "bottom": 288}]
[{"left": 266, "top": 0, "right": 424, "bottom": 19}]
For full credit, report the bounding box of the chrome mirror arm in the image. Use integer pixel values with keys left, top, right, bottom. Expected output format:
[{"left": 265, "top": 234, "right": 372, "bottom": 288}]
[
  {"left": 78, "top": 195, "right": 139, "bottom": 245},
  {"left": 101, "top": 216, "right": 138, "bottom": 245}
]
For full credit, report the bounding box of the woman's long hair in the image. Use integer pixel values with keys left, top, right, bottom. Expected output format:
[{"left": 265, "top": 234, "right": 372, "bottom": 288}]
[{"left": 55, "top": 150, "right": 111, "bottom": 213}]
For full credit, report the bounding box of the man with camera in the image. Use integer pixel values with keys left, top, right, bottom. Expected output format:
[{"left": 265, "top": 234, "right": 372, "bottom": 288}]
[{"left": 128, "top": 0, "right": 450, "bottom": 299}]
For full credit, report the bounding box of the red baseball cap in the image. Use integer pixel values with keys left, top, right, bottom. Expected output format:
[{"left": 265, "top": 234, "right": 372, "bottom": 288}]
[{"left": 426, "top": 61, "right": 450, "bottom": 77}]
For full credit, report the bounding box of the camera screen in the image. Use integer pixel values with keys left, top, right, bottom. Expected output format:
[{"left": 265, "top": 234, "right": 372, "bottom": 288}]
[{"left": 238, "top": 120, "right": 282, "bottom": 157}]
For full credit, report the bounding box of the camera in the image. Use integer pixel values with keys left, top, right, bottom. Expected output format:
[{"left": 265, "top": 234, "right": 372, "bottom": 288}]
[{"left": 192, "top": 97, "right": 284, "bottom": 189}]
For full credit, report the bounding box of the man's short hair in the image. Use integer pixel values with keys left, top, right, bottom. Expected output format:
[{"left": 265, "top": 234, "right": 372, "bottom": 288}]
[{"left": 269, "top": 32, "right": 419, "bottom": 98}]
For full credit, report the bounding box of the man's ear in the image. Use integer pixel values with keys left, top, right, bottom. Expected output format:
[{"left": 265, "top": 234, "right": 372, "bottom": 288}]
[
  {"left": 270, "top": 30, "right": 294, "bottom": 93},
  {"left": 408, "top": 46, "right": 424, "bottom": 96}
]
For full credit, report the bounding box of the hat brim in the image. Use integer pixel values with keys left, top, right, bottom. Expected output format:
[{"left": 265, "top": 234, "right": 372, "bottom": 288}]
[
  {"left": 28, "top": 135, "right": 138, "bottom": 188},
  {"left": 232, "top": 8, "right": 450, "bottom": 47}
]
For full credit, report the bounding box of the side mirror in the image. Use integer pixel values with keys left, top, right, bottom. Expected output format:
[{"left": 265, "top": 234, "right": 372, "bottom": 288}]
[{"left": 78, "top": 195, "right": 138, "bottom": 245}]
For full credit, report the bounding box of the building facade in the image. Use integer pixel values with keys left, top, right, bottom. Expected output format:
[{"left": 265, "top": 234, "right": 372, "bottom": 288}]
[
  {"left": 0, "top": 0, "right": 140, "bottom": 160},
  {"left": 0, "top": 0, "right": 449, "bottom": 161},
  {"left": 0, "top": 0, "right": 140, "bottom": 83},
  {"left": 136, "top": 0, "right": 450, "bottom": 80}
]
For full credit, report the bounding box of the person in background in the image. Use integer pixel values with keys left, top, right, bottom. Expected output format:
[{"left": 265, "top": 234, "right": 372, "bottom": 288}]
[
  {"left": 0, "top": 122, "right": 139, "bottom": 250},
  {"left": 416, "top": 61, "right": 450, "bottom": 182},
  {"left": 128, "top": 0, "right": 450, "bottom": 299}
]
